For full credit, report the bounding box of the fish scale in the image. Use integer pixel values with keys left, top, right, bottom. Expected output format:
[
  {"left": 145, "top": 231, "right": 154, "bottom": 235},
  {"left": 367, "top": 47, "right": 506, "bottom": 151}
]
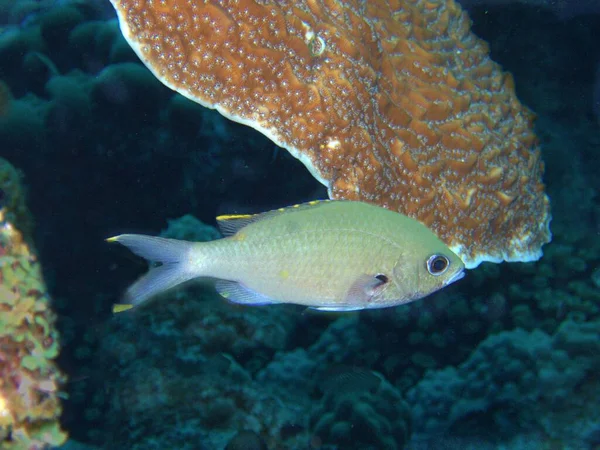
[{"left": 219, "top": 230, "right": 397, "bottom": 304}]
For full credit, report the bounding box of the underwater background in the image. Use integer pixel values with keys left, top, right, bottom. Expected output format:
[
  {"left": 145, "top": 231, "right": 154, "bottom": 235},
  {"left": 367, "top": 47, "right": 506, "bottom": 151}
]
[{"left": 0, "top": 0, "right": 599, "bottom": 449}]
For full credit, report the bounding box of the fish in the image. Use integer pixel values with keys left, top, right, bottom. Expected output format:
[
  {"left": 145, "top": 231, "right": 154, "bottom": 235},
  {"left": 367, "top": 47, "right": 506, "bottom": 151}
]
[{"left": 107, "top": 200, "right": 465, "bottom": 312}]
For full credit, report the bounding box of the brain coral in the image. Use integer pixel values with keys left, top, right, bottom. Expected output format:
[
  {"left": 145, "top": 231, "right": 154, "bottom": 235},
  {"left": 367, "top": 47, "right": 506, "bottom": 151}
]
[
  {"left": 109, "top": 0, "right": 551, "bottom": 268},
  {"left": 0, "top": 159, "right": 67, "bottom": 449}
]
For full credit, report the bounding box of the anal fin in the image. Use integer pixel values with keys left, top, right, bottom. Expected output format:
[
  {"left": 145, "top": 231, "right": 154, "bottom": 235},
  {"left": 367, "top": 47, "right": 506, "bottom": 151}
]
[{"left": 215, "top": 280, "right": 278, "bottom": 306}]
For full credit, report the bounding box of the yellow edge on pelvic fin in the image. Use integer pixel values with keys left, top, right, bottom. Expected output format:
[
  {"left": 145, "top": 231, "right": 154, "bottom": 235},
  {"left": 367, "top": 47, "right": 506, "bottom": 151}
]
[
  {"left": 113, "top": 303, "right": 134, "bottom": 313},
  {"left": 105, "top": 236, "right": 120, "bottom": 242}
]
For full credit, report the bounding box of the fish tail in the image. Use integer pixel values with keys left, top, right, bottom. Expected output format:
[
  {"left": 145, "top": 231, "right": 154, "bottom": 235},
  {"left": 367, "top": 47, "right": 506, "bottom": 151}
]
[{"left": 107, "top": 234, "right": 200, "bottom": 309}]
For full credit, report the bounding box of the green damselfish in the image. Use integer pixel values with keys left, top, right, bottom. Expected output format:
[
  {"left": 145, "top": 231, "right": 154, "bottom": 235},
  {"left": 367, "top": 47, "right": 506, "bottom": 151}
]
[{"left": 108, "top": 201, "right": 465, "bottom": 312}]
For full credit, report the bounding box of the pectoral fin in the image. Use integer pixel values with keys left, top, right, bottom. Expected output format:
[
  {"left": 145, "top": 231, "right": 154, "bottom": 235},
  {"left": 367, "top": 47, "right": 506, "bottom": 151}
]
[
  {"left": 344, "top": 274, "right": 389, "bottom": 304},
  {"left": 215, "top": 280, "right": 278, "bottom": 305},
  {"left": 308, "top": 274, "right": 389, "bottom": 312}
]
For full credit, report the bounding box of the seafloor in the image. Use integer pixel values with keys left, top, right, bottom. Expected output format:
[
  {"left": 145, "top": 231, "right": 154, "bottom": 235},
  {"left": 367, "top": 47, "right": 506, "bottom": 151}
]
[{"left": 0, "top": 0, "right": 599, "bottom": 449}]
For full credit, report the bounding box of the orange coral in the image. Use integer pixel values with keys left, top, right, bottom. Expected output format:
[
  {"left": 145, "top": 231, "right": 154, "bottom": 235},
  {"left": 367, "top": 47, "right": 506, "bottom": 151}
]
[
  {"left": 110, "top": 0, "right": 551, "bottom": 268},
  {"left": 0, "top": 159, "right": 67, "bottom": 449}
]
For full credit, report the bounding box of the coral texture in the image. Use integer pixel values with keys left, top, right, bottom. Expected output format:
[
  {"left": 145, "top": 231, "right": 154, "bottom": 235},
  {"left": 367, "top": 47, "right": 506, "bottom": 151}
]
[
  {"left": 109, "top": 0, "right": 551, "bottom": 268},
  {"left": 310, "top": 375, "right": 411, "bottom": 449},
  {"left": 407, "top": 319, "right": 600, "bottom": 444},
  {"left": 0, "top": 159, "right": 67, "bottom": 448},
  {"left": 0, "top": 157, "right": 33, "bottom": 243}
]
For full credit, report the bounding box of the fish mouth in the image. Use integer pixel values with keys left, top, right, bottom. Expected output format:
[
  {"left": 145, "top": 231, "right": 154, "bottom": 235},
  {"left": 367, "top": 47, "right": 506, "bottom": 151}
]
[{"left": 445, "top": 269, "right": 465, "bottom": 286}]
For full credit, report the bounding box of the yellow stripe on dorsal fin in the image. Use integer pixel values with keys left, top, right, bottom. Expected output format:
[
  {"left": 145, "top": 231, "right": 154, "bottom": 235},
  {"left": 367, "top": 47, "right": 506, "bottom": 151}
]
[
  {"left": 216, "top": 200, "right": 332, "bottom": 236},
  {"left": 216, "top": 213, "right": 260, "bottom": 237},
  {"left": 215, "top": 213, "right": 254, "bottom": 221}
]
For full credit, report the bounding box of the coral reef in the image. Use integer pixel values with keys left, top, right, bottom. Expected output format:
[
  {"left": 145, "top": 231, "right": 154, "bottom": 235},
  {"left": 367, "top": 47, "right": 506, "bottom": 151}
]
[
  {"left": 109, "top": 0, "right": 551, "bottom": 268},
  {"left": 0, "top": 158, "right": 67, "bottom": 448},
  {"left": 407, "top": 319, "right": 600, "bottom": 447},
  {"left": 0, "top": 0, "right": 598, "bottom": 448},
  {"left": 0, "top": 156, "right": 33, "bottom": 243},
  {"left": 310, "top": 373, "right": 411, "bottom": 450}
]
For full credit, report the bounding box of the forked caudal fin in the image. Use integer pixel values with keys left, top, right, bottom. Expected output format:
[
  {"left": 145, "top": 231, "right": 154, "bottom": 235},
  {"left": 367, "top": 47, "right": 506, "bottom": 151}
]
[{"left": 106, "top": 234, "right": 199, "bottom": 310}]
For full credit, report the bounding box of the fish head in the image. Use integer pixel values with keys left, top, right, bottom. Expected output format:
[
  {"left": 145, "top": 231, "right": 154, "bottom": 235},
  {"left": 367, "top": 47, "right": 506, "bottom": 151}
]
[{"left": 386, "top": 245, "right": 465, "bottom": 304}]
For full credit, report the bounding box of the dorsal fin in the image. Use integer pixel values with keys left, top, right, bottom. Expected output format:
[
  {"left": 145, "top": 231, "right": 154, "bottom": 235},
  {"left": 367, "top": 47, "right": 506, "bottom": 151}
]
[
  {"left": 216, "top": 200, "right": 332, "bottom": 236},
  {"left": 215, "top": 214, "right": 256, "bottom": 236}
]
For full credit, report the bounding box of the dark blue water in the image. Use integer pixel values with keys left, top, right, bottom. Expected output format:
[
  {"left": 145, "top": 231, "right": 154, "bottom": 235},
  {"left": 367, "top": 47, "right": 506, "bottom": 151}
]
[{"left": 0, "top": 1, "right": 598, "bottom": 449}]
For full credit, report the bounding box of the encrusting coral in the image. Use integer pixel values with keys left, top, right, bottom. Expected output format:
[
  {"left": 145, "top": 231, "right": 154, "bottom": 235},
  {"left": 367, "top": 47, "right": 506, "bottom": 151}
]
[
  {"left": 109, "top": 0, "right": 551, "bottom": 268},
  {"left": 310, "top": 371, "right": 412, "bottom": 449},
  {"left": 0, "top": 156, "right": 33, "bottom": 245},
  {"left": 0, "top": 157, "right": 67, "bottom": 449},
  {"left": 406, "top": 319, "right": 600, "bottom": 446}
]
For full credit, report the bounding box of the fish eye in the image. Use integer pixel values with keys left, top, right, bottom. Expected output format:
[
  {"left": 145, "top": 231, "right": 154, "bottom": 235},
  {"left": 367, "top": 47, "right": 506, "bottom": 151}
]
[{"left": 427, "top": 254, "right": 449, "bottom": 276}]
